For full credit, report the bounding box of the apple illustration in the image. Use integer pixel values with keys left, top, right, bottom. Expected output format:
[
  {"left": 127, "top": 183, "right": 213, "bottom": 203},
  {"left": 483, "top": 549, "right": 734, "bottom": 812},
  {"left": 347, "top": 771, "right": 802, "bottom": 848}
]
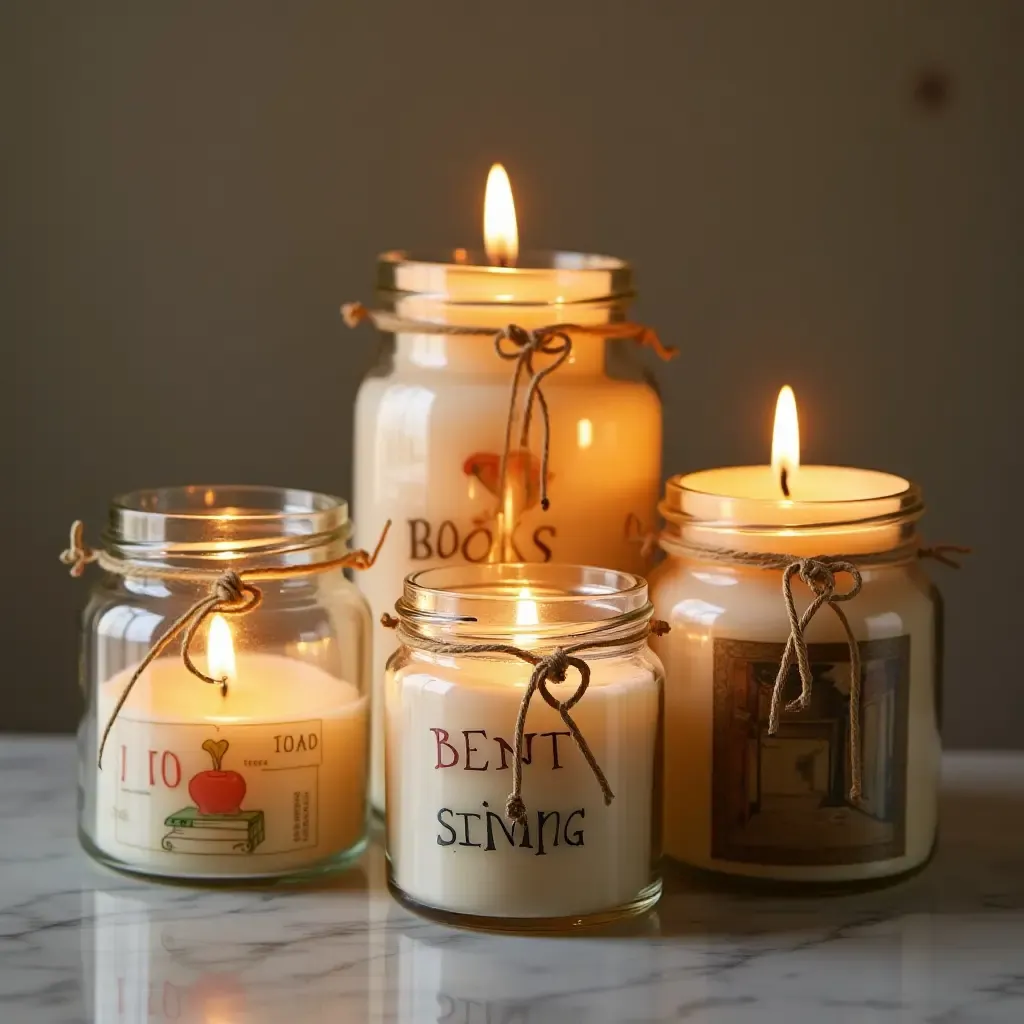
[{"left": 189, "top": 739, "right": 246, "bottom": 815}]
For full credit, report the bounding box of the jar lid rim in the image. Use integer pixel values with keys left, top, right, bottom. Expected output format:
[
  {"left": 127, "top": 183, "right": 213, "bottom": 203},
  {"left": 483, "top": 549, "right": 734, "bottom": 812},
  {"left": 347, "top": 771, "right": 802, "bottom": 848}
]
[
  {"left": 103, "top": 484, "right": 351, "bottom": 570},
  {"left": 661, "top": 467, "right": 925, "bottom": 533},
  {"left": 375, "top": 249, "right": 634, "bottom": 305},
  {"left": 395, "top": 563, "right": 652, "bottom": 645}
]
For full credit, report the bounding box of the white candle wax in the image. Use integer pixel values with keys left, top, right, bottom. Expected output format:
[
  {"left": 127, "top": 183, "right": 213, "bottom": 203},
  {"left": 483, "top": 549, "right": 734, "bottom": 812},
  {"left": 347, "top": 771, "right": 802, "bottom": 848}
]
[
  {"left": 386, "top": 654, "right": 660, "bottom": 919},
  {"left": 94, "top": 653, "right": 367, "bottom": 879},
  {"left": 678, "top": 465, "right": 906, "bottom": 555},
  {"left": 651, "top": 465, "right": 940, "bottom": 882}
]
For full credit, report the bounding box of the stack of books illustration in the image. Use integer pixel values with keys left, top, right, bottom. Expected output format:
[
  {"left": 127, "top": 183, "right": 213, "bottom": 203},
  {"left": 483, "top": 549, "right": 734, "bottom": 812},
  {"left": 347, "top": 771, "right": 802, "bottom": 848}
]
[{"left": 162, "top": 806, "right": 266, "bottom": 854}]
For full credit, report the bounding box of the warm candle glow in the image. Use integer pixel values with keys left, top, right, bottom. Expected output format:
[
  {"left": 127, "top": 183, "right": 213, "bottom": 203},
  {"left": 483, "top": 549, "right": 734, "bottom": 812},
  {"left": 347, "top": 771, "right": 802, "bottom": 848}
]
[
  {"left": 207, "top": 613, "right": 237, "bottom": 685},
  {"left": 770, "top": 385, "right": 800, "bottom": 493},
  {"left": 577, "top": 418, "right": 593, "bottom": 449},
  {"left": 515, "top": 587, "right": 539, "bottom": 628},
  {"left": 483, "top": 163, "right": 519, "bottom": 267}
]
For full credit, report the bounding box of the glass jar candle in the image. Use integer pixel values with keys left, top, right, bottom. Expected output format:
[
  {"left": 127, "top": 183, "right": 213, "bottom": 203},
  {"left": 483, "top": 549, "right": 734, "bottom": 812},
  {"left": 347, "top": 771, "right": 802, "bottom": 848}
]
[
  {"left": 384, "top": 563, "right": 664, "bottom": 929},
  {"left": 648, "top": 468, "right": 940, "bottom": 884},
  {"left": 74, "top": 485, "right": 373, "bottom": 881},
  {"left": 353, "top": 250, "right": 666, "bottom": 811}
]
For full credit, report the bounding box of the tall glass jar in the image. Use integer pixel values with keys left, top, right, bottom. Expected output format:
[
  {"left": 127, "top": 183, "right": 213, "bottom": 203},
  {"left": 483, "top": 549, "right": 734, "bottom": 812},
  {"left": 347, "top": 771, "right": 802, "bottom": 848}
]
[
  {"left": 385, "top": 562, "right": 664, "bottom": 930},
  {"left": 648, "top": 470, "right": 940, "bottom": 884},
  {"left": 76, "top": 485, "right": 372, "bottom": 881},
  {"left": 354, "top": 250, "right": 665, "bottom": 811}
]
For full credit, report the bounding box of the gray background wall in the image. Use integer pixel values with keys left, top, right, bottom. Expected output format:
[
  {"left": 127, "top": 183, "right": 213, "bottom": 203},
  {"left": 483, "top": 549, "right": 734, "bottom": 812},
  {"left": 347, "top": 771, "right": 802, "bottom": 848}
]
[{"left": 2, "top": 2, "right": 1021, "bottom": 746}]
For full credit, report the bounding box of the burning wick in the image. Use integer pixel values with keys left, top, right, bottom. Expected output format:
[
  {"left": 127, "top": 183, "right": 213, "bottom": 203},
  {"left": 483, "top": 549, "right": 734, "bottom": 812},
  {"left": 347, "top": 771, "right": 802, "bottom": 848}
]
[
  {"left": 771, "top": 387, "right": 798, "bottom": 499},
  {"left": 483, "top": 163, "right": 518, "bottom": 268}
]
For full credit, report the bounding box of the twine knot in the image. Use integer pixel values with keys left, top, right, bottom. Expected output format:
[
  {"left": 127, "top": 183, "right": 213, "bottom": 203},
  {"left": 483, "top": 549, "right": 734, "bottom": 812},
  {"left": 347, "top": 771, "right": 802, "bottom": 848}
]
[
  {"left": 504, "top": 794, "right": 527, "bottom": 824},
  {"left": 768, "top": 557, "right": 865, "bottom": 799},
  {"left": 213, "top": 570, "right": 248, "bottom": 606},
  {"left": 60, "top": 521, "right": 99, "bottom": 578},
  {"left": 341, "top": 301, "right": 370, "bottom": 329},
  {"left": 540, "top": 647, "right": 570, "bottom": 683}
]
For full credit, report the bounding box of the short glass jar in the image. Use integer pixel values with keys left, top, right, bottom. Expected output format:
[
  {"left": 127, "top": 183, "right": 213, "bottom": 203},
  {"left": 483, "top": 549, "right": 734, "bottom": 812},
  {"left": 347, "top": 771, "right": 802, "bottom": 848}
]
[
  {"left": 76, "top": 485, "right": 372, "bottom": 881},
  {"left": 353, "top": 250, "right": 665, "bottom": 812},
  {"left": 648, "top": 469, "right": 940, "bottom": 885},
  {"left": 384, "top": 563, "right": 664, "bottom": 929}
]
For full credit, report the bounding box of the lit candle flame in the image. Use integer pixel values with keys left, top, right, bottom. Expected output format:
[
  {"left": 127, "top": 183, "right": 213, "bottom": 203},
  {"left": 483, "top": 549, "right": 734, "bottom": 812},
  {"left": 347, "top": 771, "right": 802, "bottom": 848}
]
[
  {"left": 771, "top": 385, "right": 800, "bottom": 496},
  {"left": 484, "top": 163, "right": 518, "bottom": 267},
  {"left": 207, "top": 613, "right": 237, "bottom": 685}
]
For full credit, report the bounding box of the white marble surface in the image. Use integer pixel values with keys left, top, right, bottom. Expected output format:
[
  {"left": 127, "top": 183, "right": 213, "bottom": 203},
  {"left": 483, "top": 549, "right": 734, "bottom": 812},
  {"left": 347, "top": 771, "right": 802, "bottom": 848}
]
[{"left": 1, "top": 738, "right": 1023, "bottom": 1024}]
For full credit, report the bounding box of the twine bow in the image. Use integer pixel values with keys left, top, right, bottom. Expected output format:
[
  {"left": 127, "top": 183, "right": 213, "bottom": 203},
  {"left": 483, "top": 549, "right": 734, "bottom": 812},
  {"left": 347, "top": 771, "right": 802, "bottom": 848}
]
[
  {"left": 381, "top": 614, "right": 670, "bottom": 824},
  {"left": 767, "top": 558, "right": 865, "bottom": 800},
  {"left": 504, "top": 644, "right": 607, "bottom": 825},
  {"left": 494, "top": 324, "right": 572, "bottom": 514},
  {"left": 61, "top": 519, "right": 391, "bottom": 769}
]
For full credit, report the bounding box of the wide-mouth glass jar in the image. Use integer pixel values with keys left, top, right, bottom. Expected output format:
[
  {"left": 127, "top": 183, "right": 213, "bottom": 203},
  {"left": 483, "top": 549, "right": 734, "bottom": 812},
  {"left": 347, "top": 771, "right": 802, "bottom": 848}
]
[
  {"left": 354, "top": 249, "right": 665, "bottom": 814},
  {"left": 76, "top": 485, "right": 372, "bottom": 882},
  {"left": 384, "top": 562, "right": 664, "bottom": 930},
  {"left": 648, "top": 468, "right": 941, "bottom": 884}
]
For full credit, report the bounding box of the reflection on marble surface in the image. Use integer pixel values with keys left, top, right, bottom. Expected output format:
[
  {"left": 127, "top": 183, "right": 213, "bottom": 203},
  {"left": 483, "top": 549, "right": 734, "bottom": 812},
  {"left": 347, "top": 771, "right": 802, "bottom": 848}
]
[{"left": 1, "top": 738, "right": 1023, "bottom": 1023}]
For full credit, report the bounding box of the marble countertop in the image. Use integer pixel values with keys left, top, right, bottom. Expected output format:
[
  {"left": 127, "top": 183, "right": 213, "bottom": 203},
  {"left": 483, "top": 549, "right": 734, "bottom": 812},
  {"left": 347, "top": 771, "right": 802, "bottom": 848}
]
[{"left": 1, "top": 738, "right": 1023, "bottom": 1024}]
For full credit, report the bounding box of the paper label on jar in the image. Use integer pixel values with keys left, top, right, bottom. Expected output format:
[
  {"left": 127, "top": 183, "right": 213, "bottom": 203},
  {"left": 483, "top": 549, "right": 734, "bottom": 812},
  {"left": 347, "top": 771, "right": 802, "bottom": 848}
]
[
  {"left": 103, "top": 717, "right": 324, "bottom": 857},
  {"left": 711, "top": 635, "right": 911, "bottom": 866}
]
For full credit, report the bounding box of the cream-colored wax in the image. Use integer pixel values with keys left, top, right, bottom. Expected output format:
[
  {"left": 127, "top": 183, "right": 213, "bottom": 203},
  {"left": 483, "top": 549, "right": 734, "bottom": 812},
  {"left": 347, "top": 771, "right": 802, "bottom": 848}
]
[
  {"left": 386, "top": 653, "right": 661, "bottom": 918},
  {"left": 93, "top": 653, "right": 367, "bottom": 879}
]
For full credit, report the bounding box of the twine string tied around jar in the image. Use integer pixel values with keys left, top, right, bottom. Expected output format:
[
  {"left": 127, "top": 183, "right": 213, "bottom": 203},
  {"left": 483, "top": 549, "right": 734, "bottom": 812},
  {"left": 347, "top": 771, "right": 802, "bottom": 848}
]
[
  {"left": 344, "top": 304, "right": 677, "bottom": 517},
  {"left": 665, "top": 541, "right": 969, "bottom": 803},
  {"left": 61, "top": 518, "right": 392, "bottom": 770},
  {"left": 770, "top": 558, "right": 864, "bottom": 798},
  {"left": 381, "top": 613, "right": 670, "bottom": 825}
]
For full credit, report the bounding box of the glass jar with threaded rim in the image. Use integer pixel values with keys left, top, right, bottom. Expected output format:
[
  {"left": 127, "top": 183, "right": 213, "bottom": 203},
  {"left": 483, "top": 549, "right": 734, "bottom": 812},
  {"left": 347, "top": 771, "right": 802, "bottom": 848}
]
[
  {"left": 76, "top": 484, "right": 372, "bottom": 882},
  {"left": 648, "top": 468, "right": 941, "bottom": 886},
  {"left": 385, "top": 561, "right": 664, "bottom": 930}
]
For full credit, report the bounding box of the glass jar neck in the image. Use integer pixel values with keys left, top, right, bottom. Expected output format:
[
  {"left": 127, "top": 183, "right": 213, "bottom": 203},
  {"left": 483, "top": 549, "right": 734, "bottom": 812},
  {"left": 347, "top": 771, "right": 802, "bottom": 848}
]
[
  {"left": 374, "top": 249, "right": 633, "bottom": 379},
  {"left": 392, "top": 330, "right": 608, "bottom": 376},
  {"left": 658, "top": 471, "right": 925, "bottom": 563},
  {"left": 104, "top": 485, "right": 352, "bottom": 572},
  {"left": 394, "top": 563, "right": 654, "bottom": 654}
]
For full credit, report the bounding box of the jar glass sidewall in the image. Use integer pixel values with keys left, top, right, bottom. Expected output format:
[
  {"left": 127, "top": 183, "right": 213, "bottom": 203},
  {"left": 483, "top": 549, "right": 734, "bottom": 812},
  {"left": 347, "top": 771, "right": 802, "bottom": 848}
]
[
  {"left": 383, "top": 577, "right": 665, "bottom": 924},
  {"left": 650, "top": 550, "right": 940, "bottom": 884},
  {"left": 78, "top": 568, "right": 371, "bottom": 881}
]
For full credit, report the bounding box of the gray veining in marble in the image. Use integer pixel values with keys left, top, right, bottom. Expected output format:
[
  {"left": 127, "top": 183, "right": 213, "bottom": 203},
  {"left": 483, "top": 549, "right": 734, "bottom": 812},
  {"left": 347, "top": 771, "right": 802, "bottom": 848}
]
[{"left": 1, "top": 737, "right": 1022, "bottom": 1023}]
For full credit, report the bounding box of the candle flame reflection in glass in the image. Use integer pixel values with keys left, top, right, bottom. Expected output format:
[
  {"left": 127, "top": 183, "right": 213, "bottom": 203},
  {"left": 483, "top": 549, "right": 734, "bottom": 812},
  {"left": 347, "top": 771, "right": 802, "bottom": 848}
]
[
  {"left": 207, "top": 613, "right": 236, "bottom": 685},
  {"left": 514, "top": 586, "right": 541, "bottom": 647},
  {"left": 577, "top": 418, "right": 594, "bottom": 449},
  {"left": 770, "top": 385, "right": 800, "bottom": 498},
  {"left": 484, "top": 163, "right": 519, "bottom": 268}
]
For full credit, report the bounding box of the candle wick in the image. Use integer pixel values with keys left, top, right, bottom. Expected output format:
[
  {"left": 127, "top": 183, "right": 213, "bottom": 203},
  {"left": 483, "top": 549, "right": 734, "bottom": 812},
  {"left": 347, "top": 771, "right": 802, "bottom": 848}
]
[{"left": 780, "top": 467, "right": 791, "bottom": 498}]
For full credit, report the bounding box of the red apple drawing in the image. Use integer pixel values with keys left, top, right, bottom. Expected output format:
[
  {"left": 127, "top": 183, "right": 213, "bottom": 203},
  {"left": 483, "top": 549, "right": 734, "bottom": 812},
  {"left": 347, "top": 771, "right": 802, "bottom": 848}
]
[{"left": 189, "top": 739, "right": 247, "bottom": 816}]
